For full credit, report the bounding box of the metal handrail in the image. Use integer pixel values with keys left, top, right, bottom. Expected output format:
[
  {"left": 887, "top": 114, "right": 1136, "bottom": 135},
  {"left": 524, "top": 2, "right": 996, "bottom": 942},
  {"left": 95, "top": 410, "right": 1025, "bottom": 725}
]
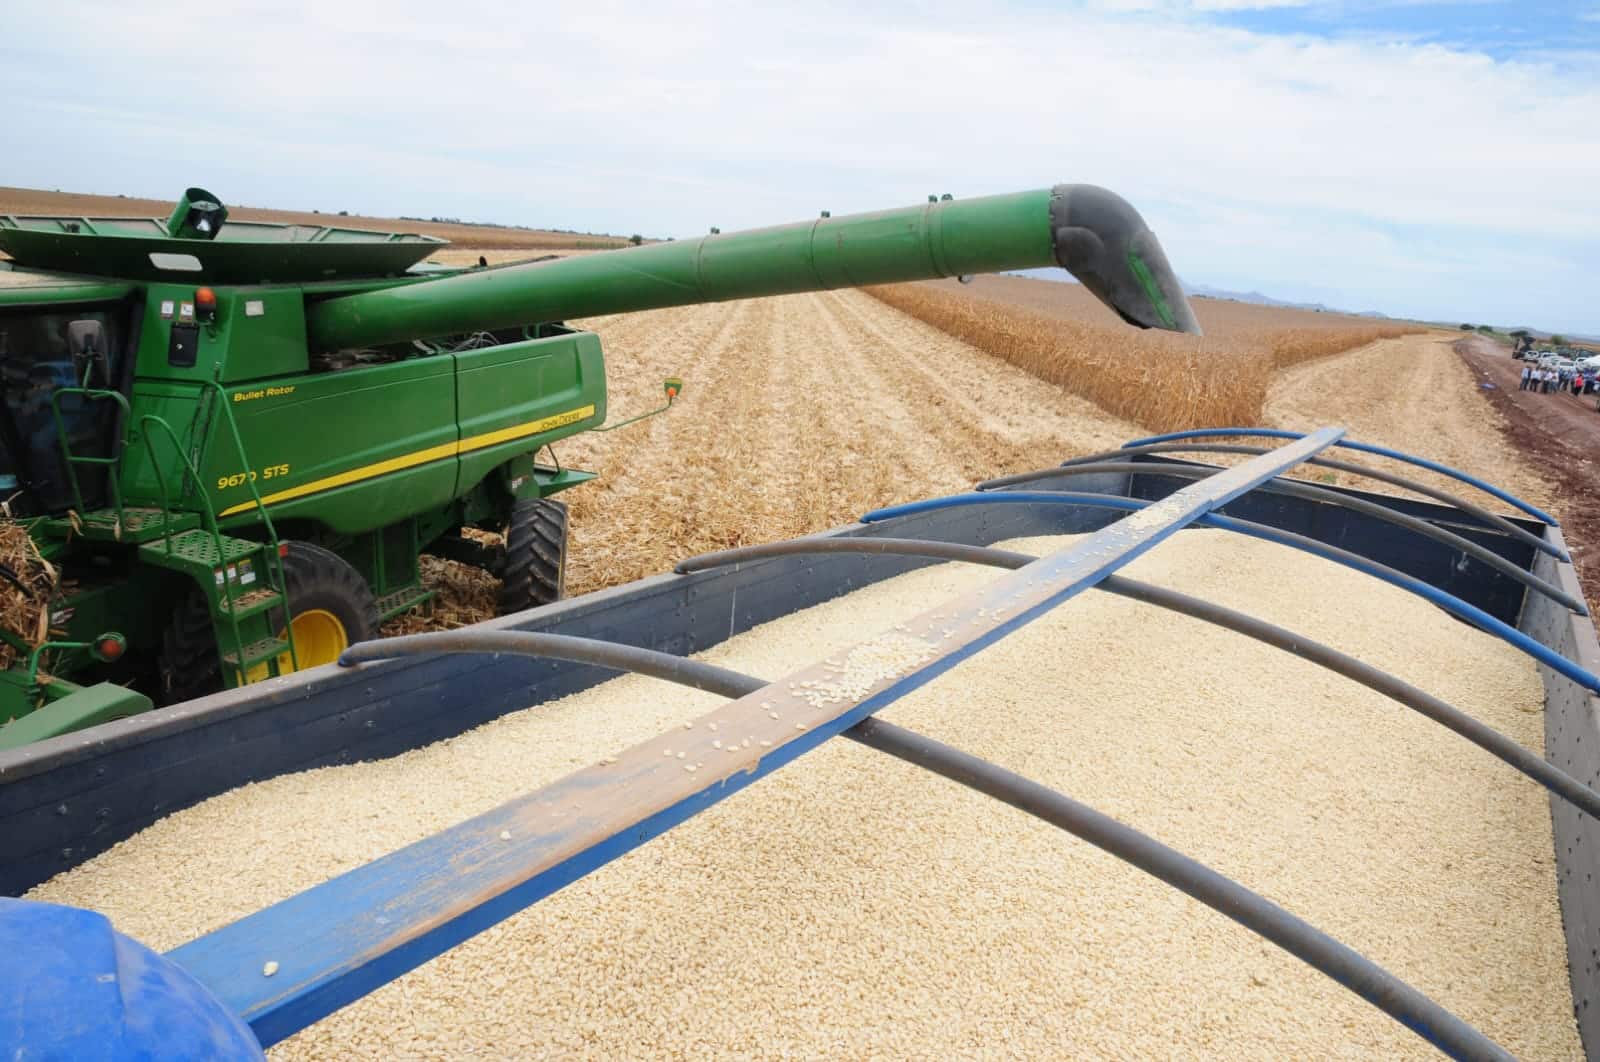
[
  {"left": 201, "top": 379, "right": 297, "bottom": 672},
  {"left": 48, "top": 386, "right": 132, "bottom": 533},
  {"left": 136, "top": 415, "right": 256, "bottom": 683},
  {"left": 52, "top": 374, "right": 299, "bottom": 680}
]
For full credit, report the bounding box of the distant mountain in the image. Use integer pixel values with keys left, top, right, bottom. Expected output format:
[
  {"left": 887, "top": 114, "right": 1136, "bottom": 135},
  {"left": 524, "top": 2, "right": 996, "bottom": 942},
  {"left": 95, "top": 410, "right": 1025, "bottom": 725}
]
[{"left": 1184, "top": 283, "right": 1390, "bottom": 319}]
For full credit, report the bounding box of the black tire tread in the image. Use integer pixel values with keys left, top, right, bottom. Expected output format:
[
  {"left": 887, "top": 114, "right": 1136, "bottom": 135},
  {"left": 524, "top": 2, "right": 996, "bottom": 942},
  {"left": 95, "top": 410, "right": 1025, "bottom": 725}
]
[
  {"left": 497, "top": 498, "right": 567, "bottom": 616},
  {"left": 158, "top": 591, "right": 222, "bottom": 705}
]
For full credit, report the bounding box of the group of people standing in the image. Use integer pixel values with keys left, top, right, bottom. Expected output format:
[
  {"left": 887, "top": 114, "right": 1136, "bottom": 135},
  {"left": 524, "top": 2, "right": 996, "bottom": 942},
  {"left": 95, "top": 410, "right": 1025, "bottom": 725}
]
[{"left": 1520, "top": 363, "right": 1588, "bottom": 396}]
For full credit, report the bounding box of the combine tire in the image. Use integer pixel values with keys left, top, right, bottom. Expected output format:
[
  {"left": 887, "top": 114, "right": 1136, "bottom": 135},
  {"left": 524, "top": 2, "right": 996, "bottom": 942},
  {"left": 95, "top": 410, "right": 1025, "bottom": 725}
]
[
  {"left": 498, "top": 498, "right": 567, "bottom": 615},
  {"left": 275, "top": 542, "right": 380, "bottom": 671},
  {"left": 158, "top": 592, "right": 225, "bottom": 706},
  {"left": 158, "top": 542, "right": 379, "bottom": 704}
]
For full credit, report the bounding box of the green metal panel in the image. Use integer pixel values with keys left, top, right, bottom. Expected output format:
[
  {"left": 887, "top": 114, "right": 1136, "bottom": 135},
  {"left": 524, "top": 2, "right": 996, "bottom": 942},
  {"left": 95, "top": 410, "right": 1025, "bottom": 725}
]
[
  {"left": 217, "top": 290, "right": 309, "bottom": 382},
  {"left": 131, "top": 285, "right": 307, "bottom": 383},
  {"left": 305, "top": 188, "right": 1062, "bottom": 350},
  {"left": 117, "top": 381, "right": 209, "bottom": 507},
  {"left": 453, "top": 332, "right": 605, "bottom": 494},
  {"left": 133, "top": 282, "right": 209, "bottom": 382},
  {"left": 0, "top": 681, "right": 152, "bottom": 750},
  {"left": 116, "top": 322, "right": 599, "bottom": 541},
  {"left": 210, "top": 357, "right": 458, "bottom": 535}
]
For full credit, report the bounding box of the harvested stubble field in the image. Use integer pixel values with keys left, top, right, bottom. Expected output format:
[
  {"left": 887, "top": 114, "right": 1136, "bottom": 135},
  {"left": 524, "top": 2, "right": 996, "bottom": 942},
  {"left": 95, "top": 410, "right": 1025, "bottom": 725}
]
[
  {"left": 392, "top": 282, "right": 1150, "bottom": 631},
  {"left": 399, "top": 271, "right": 1531, "bottom": 634}
]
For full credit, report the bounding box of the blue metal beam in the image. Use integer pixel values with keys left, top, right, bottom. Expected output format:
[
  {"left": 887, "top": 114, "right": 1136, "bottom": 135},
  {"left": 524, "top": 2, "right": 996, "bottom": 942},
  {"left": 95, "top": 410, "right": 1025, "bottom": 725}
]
[
  {"left": 1120, "top": 427, "right": 1558, "bottom": 526},
  {"left": 166, "top": 428, "right": 1343, "bottom": 1047},
  {"left": 861, "top": 491, "right": 1600, "bottom": 695}
]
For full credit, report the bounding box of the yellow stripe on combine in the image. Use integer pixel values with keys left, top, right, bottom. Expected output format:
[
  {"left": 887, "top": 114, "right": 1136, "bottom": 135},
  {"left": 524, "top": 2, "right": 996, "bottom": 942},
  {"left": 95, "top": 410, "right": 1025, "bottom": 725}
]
[
  {"left": 458, "top": 404, "right": 594, "bottom": 453},
  {"left": 217, "top": 404, "right": 596, "bottom": 518}
]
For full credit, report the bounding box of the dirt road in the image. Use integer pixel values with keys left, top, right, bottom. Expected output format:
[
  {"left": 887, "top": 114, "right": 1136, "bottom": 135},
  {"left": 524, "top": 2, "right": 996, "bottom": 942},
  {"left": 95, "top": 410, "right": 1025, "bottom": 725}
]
[
  {"left": 1455, "top": 337, "right": 1600, "bottom": 600},
  {"left": 1265, "top": 331, "right": 1557, "bottom": 509},
  {"left": 1457, "top": 337, "right": 1600, "bottom": 457}
]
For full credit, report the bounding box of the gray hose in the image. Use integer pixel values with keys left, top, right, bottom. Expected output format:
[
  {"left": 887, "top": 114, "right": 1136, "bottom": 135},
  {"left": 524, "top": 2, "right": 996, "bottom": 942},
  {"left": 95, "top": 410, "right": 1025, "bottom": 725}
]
[
  {"left": 674, "top": 535, "right": 1600, "bottom": 819},
  {"left": 1028, "top": 442, "right": 1562, "bottom": 561},
  {"left": 337, "top": 629, "right": 757, "bottom": 698},
  {"left": 675, "top": 536, "right": 1036, "bottom": 574},
  {"left": 985, "top": 461, "right": 1582, "bottom": 615}
]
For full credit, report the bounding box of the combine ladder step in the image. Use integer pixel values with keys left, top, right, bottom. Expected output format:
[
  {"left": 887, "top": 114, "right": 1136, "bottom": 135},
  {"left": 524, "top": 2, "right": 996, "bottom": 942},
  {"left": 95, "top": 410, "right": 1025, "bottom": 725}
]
[
  {"left": 221, "top": 637, "right": 291, "bottom": 671},
  {"left": 375, "top": 585, "right": 435, "bottom": 621},
  {"left": 215, "top": 589, "right": 284, "bottom": 621},
  {"left": 138, "top": 530, "right": 265, "bottom": 574}
]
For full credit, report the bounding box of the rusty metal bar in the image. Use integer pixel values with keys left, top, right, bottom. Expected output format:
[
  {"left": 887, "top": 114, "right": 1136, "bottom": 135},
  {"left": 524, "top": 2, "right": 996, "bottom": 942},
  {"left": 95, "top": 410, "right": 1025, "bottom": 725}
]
[{"left": 675, "top": 536, "right": 1600, "bottom": 819}]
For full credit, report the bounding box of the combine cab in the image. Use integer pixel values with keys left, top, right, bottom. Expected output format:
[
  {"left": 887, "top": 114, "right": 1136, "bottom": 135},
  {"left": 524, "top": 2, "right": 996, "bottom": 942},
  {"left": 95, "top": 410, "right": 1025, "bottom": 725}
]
[{"left": 0, "top": 183, "right": 1198, "bottom": 746}]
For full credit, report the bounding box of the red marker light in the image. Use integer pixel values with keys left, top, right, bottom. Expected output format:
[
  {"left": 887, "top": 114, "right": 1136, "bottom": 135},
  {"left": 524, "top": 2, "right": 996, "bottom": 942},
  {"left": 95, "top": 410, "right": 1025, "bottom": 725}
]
[
  {"left": 93, "top": 635, "right": 126, "bottom": 662},
  {"left": 194, "top": 287, "right": 217, "bottom": 320}
]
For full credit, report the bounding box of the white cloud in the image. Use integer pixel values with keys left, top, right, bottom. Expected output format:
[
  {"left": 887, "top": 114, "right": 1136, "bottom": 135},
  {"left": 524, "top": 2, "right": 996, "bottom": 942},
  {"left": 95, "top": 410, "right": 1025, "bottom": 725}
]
[{"left": 0, "top": 0, "right": 1595, "bottom": 330}]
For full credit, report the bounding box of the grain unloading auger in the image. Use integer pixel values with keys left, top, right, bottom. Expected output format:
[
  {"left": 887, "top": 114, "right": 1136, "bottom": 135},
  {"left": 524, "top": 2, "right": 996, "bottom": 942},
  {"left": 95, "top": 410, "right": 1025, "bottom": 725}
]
[
  {"left": 303, "top": 183, "right": 1202, "bottom": 348},
  {"left": 0, "top": 182, "right": 1197, "bottom": 747}
]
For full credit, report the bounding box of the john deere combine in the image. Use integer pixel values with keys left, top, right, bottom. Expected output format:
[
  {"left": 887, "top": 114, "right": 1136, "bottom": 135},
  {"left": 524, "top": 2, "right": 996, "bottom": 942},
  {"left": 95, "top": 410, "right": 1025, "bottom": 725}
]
[{"left": 0, "top": 182, "right": 1197, "bottom": 746}]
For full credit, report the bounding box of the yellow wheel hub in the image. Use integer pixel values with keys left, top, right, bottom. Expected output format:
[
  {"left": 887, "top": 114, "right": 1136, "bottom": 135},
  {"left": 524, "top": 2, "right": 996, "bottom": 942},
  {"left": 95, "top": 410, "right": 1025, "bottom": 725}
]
[
  {"left": 244, "top": 608, "right": 349, "bottom": 684},
  {"left": 282, "top": 608, "right": 348, "bottom": 671}
]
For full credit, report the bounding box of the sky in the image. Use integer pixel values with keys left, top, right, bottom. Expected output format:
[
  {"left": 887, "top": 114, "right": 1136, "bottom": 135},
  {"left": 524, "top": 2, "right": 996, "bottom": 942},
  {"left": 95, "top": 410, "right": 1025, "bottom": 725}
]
[{"left": 1, "top": 0, "right": 1596, "bottom": 333}]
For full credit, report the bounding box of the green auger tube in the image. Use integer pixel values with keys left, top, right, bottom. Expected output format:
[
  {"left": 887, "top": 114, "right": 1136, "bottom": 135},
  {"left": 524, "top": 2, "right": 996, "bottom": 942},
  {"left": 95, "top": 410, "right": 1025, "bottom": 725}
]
[{"left": 305, "top": 184, "right": 1201, "bottom": 352}]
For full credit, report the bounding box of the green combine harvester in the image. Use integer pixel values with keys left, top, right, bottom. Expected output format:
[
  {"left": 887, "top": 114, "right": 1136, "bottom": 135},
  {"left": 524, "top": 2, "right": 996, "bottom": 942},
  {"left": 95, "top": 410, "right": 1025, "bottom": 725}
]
[{"left": 0, "top": 182, "right": 1198, "bottom": 748}]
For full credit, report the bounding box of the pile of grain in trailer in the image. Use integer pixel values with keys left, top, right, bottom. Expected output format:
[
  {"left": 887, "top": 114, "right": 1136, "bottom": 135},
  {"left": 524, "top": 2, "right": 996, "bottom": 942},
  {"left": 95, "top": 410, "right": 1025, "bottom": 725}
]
[{"left": 31, "top": 530, "right": 1580, "bottom": 1060}]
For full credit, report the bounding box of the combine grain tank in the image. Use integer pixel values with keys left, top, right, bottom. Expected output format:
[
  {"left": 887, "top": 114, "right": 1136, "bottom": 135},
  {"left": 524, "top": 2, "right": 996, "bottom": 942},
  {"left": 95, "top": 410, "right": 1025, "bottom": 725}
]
[{"left": 1, "top": 430, "right": 1598, "bottom": 1059}]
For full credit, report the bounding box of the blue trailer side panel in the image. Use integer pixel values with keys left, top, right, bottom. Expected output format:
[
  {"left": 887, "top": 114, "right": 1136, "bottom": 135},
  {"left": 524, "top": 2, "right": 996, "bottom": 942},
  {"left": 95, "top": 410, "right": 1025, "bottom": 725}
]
[{"left": 1524, "top": 530, "right": 1600, "bottom": 1061}]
